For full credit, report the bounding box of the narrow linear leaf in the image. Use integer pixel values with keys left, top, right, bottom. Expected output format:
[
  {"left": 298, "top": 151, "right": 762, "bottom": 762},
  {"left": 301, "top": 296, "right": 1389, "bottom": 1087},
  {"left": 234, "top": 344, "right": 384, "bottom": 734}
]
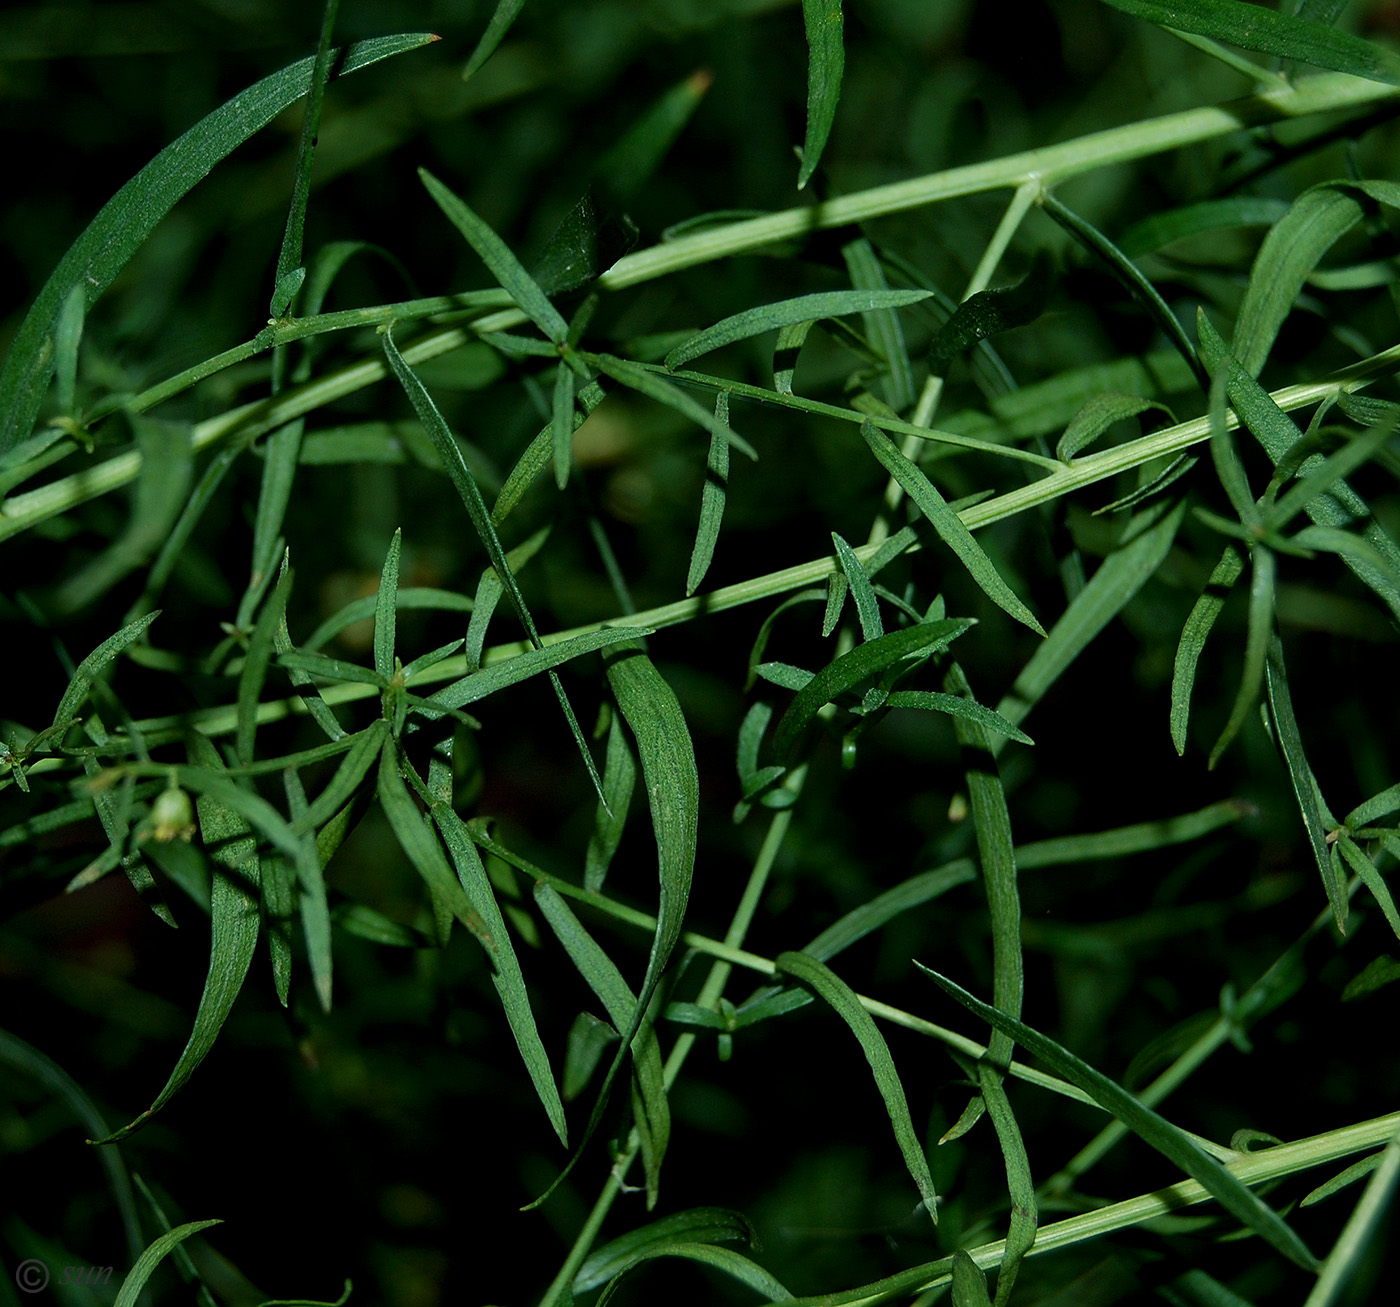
[
  {"left": 113, "top": 1221, "right": 223, "bottom": 1307},
  {"left": 832, "top": 531, "right": 883, "bottom": 641},
  {"left": 843, "top": 237, "right": 915, "bottom": 411},
  {"left": 1016, "top": 798, "right": 1251, "bottom": 868},
  {"left": 374, "top": 529, "right": 402, "bottom": 682},
  {"left": 574, "top": 1208, "right": 763, "bottom": 1294},
  {"left": 978, "top": 1063, "right": 1037, "bottom": 1307},
  {"left": 1057, "top": 392, "right": 1173, "bottom": 463},
  {"left": 918, "top": 965, "right": 1320, "bottom": 1271},
  {"left": 461, "top": 0, "right": 525, "bottom": 81},
  {"left": 773, "top": 618, "right": 974, "bottom": 759},
  {"left": 1347, "top": 782, "right": 1400, "bottom": 829},
  {"left": 376, "top": 739, "right": 478, "bottom": 945},
  {"left": 96, "top": 742, "right": 260, "bottom": 1144},
  {"left": 419, "top": 168, "right": 567, "bottom": 342},
  {"left": 1171, "top": 544, "right": 1245, "bottom": 756},
  {"left": 597, "top": 1242, "right": 792, "bottom": 1306},
  {"left": 427, "top": 626, "right": 650, "bottom": 712},
  {"left": 1266, "top": 634, "right": 1349, "bottom": 932},
  {"left": 535, "top": 883, "right": 671, "bottom": 1207},
  {"left": 1335, "top": 836, "right": 1400, "bottom": 941},
  {"left": 773, "top": 319, "right": 815, "bottom": 396},
  {"left": 883, "top": 691, "right": 1033, "bottom": 746},
  {"left": 687, "top": 391, "right": 731, "bottom": 596},
  {"left": 667, "top": 290, "right": 928, "bottom": 371},
  {"left": 777, "top": 950, "right": 937, "bottom": 1219},
  {"left": 798, "top": 0, "right": 845, "bottom": 189},
  {"left": 1096, "top": 0, "right": 1400, "bottom": 84},
  {"left": 551, "top": 361, "right": 576, "bottom": 489},
  {"left": 999, "top": 498, "right": 1185, "bottom": 744},
  {"left": 0, "top": 32, "right": 437, "bottom": 454},
  {"left": 1304, "top": 1125, "right": 1400, "bottom": 1307},
  {"left": 432, "top": 796, "right": 567, "bottom": 1145},
  {"left": 1118, "top": 196, "right": 1291, "bottom": 258},
  {"left": 860, "top": 421, "right": 1045, "bottom": 634},
  {"left": 237, "top": 565, "right": 293, "bottom": 767},
  {"left": 595, "top": 353, "right": 757, "bottom": 458},
  {"left": 1208, "top": 545, "right": 1275, "bottom": 768},
  {"left": 493, "top": 380, "right": 609, "bottom": 523},
  {"left": 1039, "top": 196, "right": 1204, "bottom": 388},
  {"left": 586, "top": 710, "right": 637, "bottom": 892},
  {"left": 383, "top": 328, "right": 608, "bottom": 805},
  {"left": 1302, "top": 1153, "right": 1385, "bottom": 1208},
  {"left": 51, "top": 611, "right": 161, "bottom": 733}
]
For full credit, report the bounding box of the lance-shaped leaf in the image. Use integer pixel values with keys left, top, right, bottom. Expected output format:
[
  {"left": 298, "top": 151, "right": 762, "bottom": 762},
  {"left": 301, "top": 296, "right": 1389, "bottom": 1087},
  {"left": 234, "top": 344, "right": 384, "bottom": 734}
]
[
  {"left": 0, "top": 33, "right": 437, "bottom": 454},
  {"left": 383, "top": 328, "right": 607, "bottom": 804},
  {"left": 419, "top": 168, "right": 567, "bottom": 342},
  {"left": 597, "top": 1243, "right": 792, "bottom": 1306},
  {"left": 535, "top": 883, "right": 671, "bottom": 1207},
  {"left": 1208, "top": 545, "right": 1275, "bottom": 768},
  {"left": 918, "top": 965, "right": 1320, "bottom": 1271},
  {"left": 1171, "top": 543, "right": 1245, "bottom": 756},
  {"left": 776, "top": 950, "right": 937, "bottom": 1220},
  {"left": 374, "top": 528, "right": 402, "bottom": 682},
  {"left": 594, "top": 353, "right": 757, "bottom": 458},
  {"left": 431, "top": 790, "right": 567, "bottom": 1145},
  {"left": 96, "top": 740, "right": 260, "bottom": 1143},
  {"left": 687, "top": 392, "right": 731, "bottom": 596},
  {"left": 461, "top": 0, "right": 525, "bottom": 81},
  {"left": 861, "top": 422, "right": 1044, "bottom": 635},
  {"left": 832, "top": 531, "right": 883, "bottom": 641},
  {"left": 1097, "top": 0, "right": 1400, "bottom": 86},
  {"left": 666, "top": 290, "right": 928, "bottom": 371},
  {"left": 798, "top": 0, "right": 844, "bottom": 189},
  {"left": 586, "top": 709, "right": 637, "bottom": 892},
  {"left": 772, "top": 618, "right": 973, "bottom": 758},
  {"left": 978, "top": 1061, "right": 1037, "bottom": 1307},
  {"left": 51, "top": 611, "right": 161, "bottom": 734}
]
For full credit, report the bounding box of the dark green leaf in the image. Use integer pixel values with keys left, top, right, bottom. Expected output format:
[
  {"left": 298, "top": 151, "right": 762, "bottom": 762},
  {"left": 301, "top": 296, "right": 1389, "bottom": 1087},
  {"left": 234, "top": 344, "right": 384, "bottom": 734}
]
[
  {"left": 0, "top": 32, "right": 437, "bottom": 454},
  {"left": 687, "top": 392, "right": 731, "bottom": 596},
  {"left": 461, "top": 0, "right": 525, "bottom": 81},
  {"left": 929, "top": 253, "right": 1054, "bottom": 372}
]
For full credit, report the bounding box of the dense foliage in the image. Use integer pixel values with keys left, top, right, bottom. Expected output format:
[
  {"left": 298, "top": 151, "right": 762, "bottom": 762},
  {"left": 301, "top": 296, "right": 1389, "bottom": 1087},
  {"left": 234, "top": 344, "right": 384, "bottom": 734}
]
[{"left": 3, "top": 3, "right": 1400, "bottom": 1305}]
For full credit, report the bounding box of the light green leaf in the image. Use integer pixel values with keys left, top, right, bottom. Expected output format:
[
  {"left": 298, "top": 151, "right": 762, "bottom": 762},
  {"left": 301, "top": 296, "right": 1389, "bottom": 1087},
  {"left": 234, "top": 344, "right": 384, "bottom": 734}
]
[
  {"left": 0, "top": 32, "right": 436, "bottom": 454},
  {"left": 1335, "top": 836, "right": 1400, "bottom": 940},
  {"left": 1305, "top": 1124, "right": 1400, "bottom": 1307},
  {"left": 861, "top": 421, "right": 1044, "bottom": 634},
  {"left": 1302, "top": 1152, "right": 1386, "bottom": 1207},
  {"left": 666, "top": 290, "right": 928, "bottom": 371},
  {"left": 1097, "top": 0, "right": 1400, "bottom": 84},
  {"left": 1016, "top": 798, "right": 1251, "bottom": 868},
  {"left": 952, "top": 1250, "right": 993, "bottom": 1307},
  {"left": 493, "top": 380, "right": 608, "bottom": 523},
  {"left": 798, "top": 0, "right": 845, "bottom": 190},
  {"left": 595, "top": 352, "right": 758, "bottom": 458},
  {"left": 113, "top": 1221, "right": 223, "bottom": 1307},
  {"left": 773, "top": 319, "right": 815, "bottom": 395},
  {"left": 1346, "top": 783, "right": 1400, "bottom": 829},
  {"left": 419, "top": 168, "right": 568, "bottom": 343},
  {"left": 918, "top": 965, "right": 1320, "bottom": 1270},
  {"left": 978, "top": 1063, "right": 1037, "bottom": 1307},
  {"left": 776, "top": 950, "right": 937, "bottom": 1219},
  {"left": 842, "top": 237, "right": 915, "bottom": 411}
]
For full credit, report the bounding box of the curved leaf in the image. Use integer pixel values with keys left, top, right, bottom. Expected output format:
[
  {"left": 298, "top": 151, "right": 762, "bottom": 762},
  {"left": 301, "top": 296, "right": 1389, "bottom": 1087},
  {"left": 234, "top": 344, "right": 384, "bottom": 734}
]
[
  {"left": 798, "top": 0, "right": 844, "bottom": 190},
  {"left": 114, "top": 1220, "right": 223, "bottom": 1307},
  {"left": 0, "top": 33, "right": 437, "bottom": 454}
]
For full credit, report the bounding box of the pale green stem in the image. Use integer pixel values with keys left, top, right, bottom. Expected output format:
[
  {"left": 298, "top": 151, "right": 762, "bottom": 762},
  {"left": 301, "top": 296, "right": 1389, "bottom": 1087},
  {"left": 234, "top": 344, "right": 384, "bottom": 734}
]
[
  {"left": 3, "top": 73, "right": 1395, "bottom": 544},
  {"left": 823, "top": 1109, "right": 1400, "bottom": 1307}
]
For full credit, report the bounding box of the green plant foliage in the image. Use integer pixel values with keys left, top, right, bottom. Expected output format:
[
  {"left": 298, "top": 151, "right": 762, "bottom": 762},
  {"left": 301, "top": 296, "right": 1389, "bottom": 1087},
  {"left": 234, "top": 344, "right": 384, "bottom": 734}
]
[{"left": 7, "top": 4, "right": 1400, "bottom": 1304}]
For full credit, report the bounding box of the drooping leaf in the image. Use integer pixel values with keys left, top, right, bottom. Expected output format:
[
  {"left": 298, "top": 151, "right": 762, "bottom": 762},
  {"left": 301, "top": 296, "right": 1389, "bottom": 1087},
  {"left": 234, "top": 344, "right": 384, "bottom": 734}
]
[
  {"left": 113, "top": 1221, "right": 223, "bottom": 1307},
  {"left": 776, "top": 951, "right": 937, "bottom": 1219},
  {"left": 0, "top": 32, "right": 437, "bottom": 454},
  {"left": 96, "top": 741, "right": 261, "bottom": 1144},
  {"left": 574, "top": 1207, "right": 763, "bottom": 1294}
]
